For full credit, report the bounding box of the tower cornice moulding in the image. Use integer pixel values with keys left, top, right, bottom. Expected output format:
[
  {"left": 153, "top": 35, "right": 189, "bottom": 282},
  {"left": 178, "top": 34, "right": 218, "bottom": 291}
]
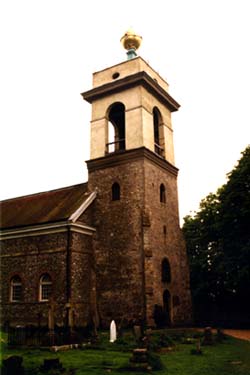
[{"left": 82, "top": 71, "right": 180, "bottom": 112}]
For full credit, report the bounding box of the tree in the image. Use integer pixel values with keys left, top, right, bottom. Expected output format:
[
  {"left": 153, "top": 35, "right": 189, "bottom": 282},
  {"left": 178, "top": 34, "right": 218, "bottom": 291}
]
[{"left": 183, "top": 145, "right": 250, "bottom": 326}]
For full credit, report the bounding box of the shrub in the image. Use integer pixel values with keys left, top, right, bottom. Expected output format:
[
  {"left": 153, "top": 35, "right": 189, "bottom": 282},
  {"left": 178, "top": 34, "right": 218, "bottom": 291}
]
[
  {"left": 148, "top": 332, "right": 175, "bottom": 351},
  {"left": 190, "top": 348, "right": 203, "bottom": 355},
  {"left": 147, "top": 352, "right": 164, "bottom": 371}
]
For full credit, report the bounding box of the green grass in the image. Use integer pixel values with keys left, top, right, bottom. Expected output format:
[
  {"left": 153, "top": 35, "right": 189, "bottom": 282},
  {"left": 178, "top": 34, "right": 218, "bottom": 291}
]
[{"left": 1, "top": 329, "right": 250, "bottom": 374}]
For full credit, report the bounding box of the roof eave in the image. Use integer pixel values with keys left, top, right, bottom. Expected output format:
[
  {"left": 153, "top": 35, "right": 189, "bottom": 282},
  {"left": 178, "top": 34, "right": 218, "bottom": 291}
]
[{"left": 0, "top": 221, "right": 96, "bottom": 241}]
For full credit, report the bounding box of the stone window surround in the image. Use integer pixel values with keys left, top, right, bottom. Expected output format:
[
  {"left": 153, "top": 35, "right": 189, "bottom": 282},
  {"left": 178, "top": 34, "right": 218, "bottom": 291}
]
[
  {"left": 39, "top": 273, "right": 53, "bottom": 302},
  {"left": 10, "top": 275, "right": 22, "bottom": 302}
]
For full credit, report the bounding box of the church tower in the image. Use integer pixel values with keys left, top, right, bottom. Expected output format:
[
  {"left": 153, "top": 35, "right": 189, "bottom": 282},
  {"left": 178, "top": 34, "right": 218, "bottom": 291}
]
[{"left": 82, "top": 30, "right": 192, "bottom": 327}]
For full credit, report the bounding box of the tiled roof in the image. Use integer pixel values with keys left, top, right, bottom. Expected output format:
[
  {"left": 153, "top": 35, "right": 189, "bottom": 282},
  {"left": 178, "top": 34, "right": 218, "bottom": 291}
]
[{"left": 0, "top": 183, "right": 90, "bottom": 230}]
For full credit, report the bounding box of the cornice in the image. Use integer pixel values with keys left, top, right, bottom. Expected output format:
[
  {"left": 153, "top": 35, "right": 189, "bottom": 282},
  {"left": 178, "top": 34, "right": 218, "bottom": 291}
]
[
  {"left": 0, "top": 221, "right": 96, "bottom": 241},
  {"left": 86, "top": 147, "right": 178, "bottom": 176},
  {"left": 81, "top": 71, "right": 180, "bottom": 112}
]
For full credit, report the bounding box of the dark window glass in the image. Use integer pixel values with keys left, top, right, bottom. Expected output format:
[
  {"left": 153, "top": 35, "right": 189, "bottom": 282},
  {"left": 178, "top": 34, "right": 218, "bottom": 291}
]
[
  {"left": 11, "top": 276, "right": 22, "bottom": 302},
  {"left": 162, "top": 258, "right": 171, "bottom": 283},
  {"left": 160, "top": 184, "right": 166, "bottom": 203},
  {"left": 112, "top": 182, "right": 120, "bottom": 201}
]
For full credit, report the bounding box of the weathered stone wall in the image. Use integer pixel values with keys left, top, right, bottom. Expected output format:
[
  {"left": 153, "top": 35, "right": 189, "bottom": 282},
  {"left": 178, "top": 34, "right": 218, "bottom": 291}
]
[
  {"left": 0, "top": 233, "right": 68, "bottom": 327},
  {"left": 88, "top": 156, "right": 145, "bottom": 327},
  {"left": 0, "top": 229, "right": 96, "bottom": 328},
  {"left": 69, "top": 231, "right": 95, "bottom": 327},
  {"left": 87, "top": 148, "right": 192, "bottom": 327},
  {"left": 143, "top": 158, "right": 192, "bottom": 325}
]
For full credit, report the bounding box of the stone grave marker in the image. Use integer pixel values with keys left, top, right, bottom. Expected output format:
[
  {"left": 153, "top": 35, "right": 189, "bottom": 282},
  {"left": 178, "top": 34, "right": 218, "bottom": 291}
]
[
  {"left": 2, "top": 355, "right": 24, "bottom": 375},
  {"left": 203, "top": 326, "right": 213, "bottom": 345},
  {"left": 110, "top": 320, "right": 117, "bottom": 342}
]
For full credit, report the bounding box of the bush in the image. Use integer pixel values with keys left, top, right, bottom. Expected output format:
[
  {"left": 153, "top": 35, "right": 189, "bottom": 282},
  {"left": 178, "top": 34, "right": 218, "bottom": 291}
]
[
  {"left": 147, "top": 352, "right": 164, "bottom": 371},
  {"left": 145, "top": 332, "right": 175, "bottom": 352},
  {"left": 190, "top": 348, "right": 203, "bottom": 355}
]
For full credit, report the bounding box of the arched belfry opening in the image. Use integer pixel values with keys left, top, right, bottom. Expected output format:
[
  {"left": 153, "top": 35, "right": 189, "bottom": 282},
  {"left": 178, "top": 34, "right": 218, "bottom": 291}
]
[
  {"left": 107, "top": 102, "right": 125, "bottom": 153},
  {"left": 153, "top": 107, "right": 164, "bottom": 157}
]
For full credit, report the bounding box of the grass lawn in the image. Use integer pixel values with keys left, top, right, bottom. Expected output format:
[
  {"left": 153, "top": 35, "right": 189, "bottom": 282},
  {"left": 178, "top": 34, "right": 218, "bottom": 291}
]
[{"left": 1, "top": 329, "right": 250, "bottom": 374}]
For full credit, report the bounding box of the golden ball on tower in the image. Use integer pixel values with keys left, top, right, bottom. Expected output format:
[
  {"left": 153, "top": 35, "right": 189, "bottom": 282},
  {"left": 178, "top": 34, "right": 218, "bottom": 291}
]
[{"left": 120, "top": 28, "right": 142, "bottom": 51}]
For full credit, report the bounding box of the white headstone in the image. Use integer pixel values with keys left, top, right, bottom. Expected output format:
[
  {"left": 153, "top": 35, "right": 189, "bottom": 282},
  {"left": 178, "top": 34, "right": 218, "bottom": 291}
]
[{"left": 110, "top": 320, "right": 117, "bottom": 342}]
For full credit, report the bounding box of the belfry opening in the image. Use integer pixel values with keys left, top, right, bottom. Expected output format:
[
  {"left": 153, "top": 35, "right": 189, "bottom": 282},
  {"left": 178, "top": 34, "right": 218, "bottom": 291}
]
[{"left": 107, "top": 102, "right": 125, "bottom": 153}]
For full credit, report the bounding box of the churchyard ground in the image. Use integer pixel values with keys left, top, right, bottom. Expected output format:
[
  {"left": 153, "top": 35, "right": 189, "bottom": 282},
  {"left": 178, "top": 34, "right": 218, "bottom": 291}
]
[{"left": 1, "top": 328, "right": 250, "bottom": 374}]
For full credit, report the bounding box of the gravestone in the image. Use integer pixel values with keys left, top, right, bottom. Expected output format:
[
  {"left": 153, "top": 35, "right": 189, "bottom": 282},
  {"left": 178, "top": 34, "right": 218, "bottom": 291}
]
[
  {"left": 40, "top": 358, "right": 64, "bottom": 372},
  {"left": 110, "top": 320, "right": 117, "bottom": 343},
  {"left": 133, "top": 325, "right": 142, "bottom": 343},
  {"left": 216, "top": 328, "right": 225, "bottom": 342},
  {"left": 2, "top": 355, "right": 24, "bottom": 375},
  {"left": 203, "top": 327, "right": 213, "bottom": 345},
  {"left": 129, "top": 348, "right": 151, "bottom": 372}
]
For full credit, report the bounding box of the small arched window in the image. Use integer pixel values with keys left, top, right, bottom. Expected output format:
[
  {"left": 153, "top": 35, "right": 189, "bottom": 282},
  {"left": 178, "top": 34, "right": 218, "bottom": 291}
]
[
  {"left": 160, "top": 184, "right": 166, "bottom": 203},
  {"left": 10, "top": 275, "right": 22, "bottom": 302},
  {"left": 39, "top": 274, "right": 52, "bottom": 302},
  {"left": 162, "top": 258, "right": 171, "bottom": 283},
  {"left": 112, "top": 182, "right": 120, "bottom": 201}
]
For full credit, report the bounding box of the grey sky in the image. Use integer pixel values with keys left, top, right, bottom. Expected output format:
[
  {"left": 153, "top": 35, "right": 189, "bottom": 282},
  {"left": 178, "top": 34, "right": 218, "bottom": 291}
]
[{"left": 1, "top": 0, "right": 249, "bottom": 222}]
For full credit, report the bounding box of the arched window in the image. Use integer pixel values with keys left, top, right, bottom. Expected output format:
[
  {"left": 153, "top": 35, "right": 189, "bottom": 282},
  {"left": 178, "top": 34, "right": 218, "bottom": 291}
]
[
  {"left": 107, "top": 102, "right": 125, "bottom": 153},
  {"left": 153, "top": 107, "right": 164, "bottom": 157},
  {"left": 162, "top": 258, "right": 171, "bottom": 283},
  {"left": 39, "top": 274, "right": 52, "bottom": 302},
  {"left": 160, "top": 184, "right": 166, "bottom": 203},
  {"left": 10, "top": 275, "right": 22, "bottom": 302},
  {"left": 112, "top": 182, "right": 120, "bottom": 201}
]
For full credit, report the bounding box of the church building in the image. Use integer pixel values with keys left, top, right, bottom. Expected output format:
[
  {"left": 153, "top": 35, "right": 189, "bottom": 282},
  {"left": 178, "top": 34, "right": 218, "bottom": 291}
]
[{"left": 0, "top": 30, "right": 192, "bottom": 330}]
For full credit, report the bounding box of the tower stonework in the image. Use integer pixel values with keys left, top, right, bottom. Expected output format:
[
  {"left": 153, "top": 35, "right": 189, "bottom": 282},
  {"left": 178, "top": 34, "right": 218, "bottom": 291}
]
[
  {"left": 0, "top": 40, "right": 192, "bottom": 332},
  {"left": 82, "top": 56, "right": 192, "bottom": 327}
]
